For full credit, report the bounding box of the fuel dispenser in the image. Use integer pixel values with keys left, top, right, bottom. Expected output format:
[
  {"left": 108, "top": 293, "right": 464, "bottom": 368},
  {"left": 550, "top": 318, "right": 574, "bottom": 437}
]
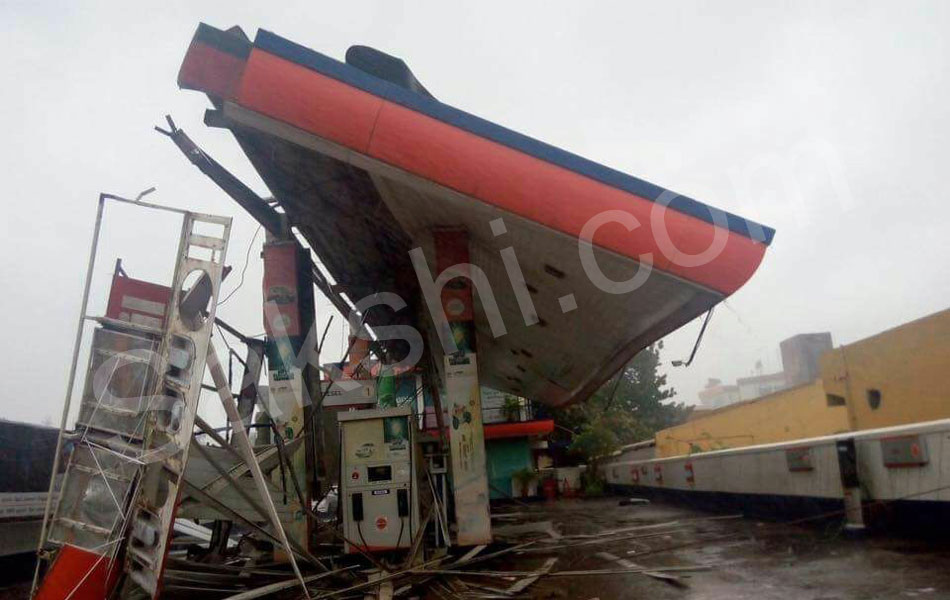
[{"left": 339, "top": 406, "right": 418, "bottom": 553}]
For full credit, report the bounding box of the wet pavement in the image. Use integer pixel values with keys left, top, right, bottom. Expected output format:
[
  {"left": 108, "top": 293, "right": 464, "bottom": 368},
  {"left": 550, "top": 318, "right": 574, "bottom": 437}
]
[
  {"left": 9, "top": 496, "right": 950, "bottom": 599},
  {"left": 486, "top": 497, "right": 950, "bottom": 600}
]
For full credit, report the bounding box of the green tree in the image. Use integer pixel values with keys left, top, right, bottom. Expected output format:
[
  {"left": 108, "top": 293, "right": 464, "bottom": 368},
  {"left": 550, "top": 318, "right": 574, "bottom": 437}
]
[{"left": 555, "top": 342, "right": 690, "bottom": 468}]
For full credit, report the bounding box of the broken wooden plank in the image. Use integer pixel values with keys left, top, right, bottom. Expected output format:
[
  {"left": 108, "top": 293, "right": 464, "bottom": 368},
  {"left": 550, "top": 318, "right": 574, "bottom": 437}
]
[
  {"left": 165, "top": 584, "right": 247, "bottom": 593},
  {"left": 555, "top": 520, "right": 681, "bottom": 540},
  {"left": 314, "top": 558, "right": 445, "bottom": 599},
  {"left": 455, "top": 544, "right": 488, "bottom": 565},
  {"left": 221, "top": 565, "right": 358, "bottom": 600},
  {"left": 505, "top": 557, "right": 557, "bottom": 595},
  {"left": 447, "top": 541, "right": 536, "bottom": 568},
  {"left": 679, "top": 514, "right": 744, "bottom": 523},
  {"left": 595, "top": 551, "right": 685, "bottom": 586},
  {"left": 394, "top": 543, "right": 532, "bottom": 598},
  {"left": 413, "top": 565, "right": 712, "bottom": 578}
]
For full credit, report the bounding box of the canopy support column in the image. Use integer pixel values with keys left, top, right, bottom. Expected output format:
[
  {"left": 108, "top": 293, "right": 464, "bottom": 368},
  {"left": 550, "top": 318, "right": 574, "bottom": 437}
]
[{"left": 432, "top": 228, "right": 492, "bottom": 546}]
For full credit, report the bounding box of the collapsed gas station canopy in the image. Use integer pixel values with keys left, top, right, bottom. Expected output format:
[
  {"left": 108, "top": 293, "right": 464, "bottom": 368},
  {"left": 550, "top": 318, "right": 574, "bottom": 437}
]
[{"left": 177, "top": 24, "right": 774, "bottom": 407}]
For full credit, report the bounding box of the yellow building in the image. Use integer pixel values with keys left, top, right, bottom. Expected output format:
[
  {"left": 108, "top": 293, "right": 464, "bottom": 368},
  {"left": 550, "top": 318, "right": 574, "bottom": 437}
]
[
  {"left": 821, "top": 308, "right": 950, "bottom": 431},
  {"left": 656, "top": 307, "right": 950, "bottom": 458},
  {"left": 656, "top": 380, "right": 850, "bottom": 457}
]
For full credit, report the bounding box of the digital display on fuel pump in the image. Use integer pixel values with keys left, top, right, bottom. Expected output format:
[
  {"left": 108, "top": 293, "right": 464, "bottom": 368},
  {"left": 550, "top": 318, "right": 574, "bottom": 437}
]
[{"left": 367, "top": 465, "right": 393, "bottom": 482}]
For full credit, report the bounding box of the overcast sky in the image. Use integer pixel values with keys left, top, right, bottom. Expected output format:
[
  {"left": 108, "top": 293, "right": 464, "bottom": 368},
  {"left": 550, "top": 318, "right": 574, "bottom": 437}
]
[{"left": 2, "top": 1, "right": 948, "bottom": 426}]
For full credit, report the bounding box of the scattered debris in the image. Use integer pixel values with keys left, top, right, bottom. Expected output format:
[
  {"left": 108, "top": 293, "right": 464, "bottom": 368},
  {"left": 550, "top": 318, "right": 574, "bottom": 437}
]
[
  {"left": 595, "top": 551, "right": 685, "bottom": 587},
  {"left": 220, "top": 566, "right": 358, "bottom": 600},
  {"left": 505, "top": 557, "right": 558, "bottom": 595},
  {"left": 189, "top": 503, "right": 722, "bottom": 600}
]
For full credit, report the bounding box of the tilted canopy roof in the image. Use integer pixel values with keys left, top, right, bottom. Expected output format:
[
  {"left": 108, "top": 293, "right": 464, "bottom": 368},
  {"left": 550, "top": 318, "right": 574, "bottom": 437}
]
[{"left": 177, "top": 24, "right": 774, "bottom": 406}]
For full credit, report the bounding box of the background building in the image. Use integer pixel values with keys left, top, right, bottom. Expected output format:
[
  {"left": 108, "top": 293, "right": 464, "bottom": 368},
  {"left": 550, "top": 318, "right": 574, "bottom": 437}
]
[
  {"left": 737, "top": 371, "right": 789, "bottom": 401},
  {"left": 781, "top": 333, "right": 834, "bottom": 387},
  {"left": 698, "top": 379, "right": 740, "bottom": 408},
  {"left": 658, "top": 308, "right": 950, "bottom": 458},
  {"left": 698, "top": 331, "right": 834, "bottom": 407}
]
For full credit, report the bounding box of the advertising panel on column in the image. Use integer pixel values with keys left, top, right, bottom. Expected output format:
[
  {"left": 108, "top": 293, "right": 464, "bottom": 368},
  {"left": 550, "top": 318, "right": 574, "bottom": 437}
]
[
  {"left": 262, "top": 239, "right": 312, "bottom": 549},
  {"left": 445, "top": 354, "right": 492, "bottom": 545}
]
